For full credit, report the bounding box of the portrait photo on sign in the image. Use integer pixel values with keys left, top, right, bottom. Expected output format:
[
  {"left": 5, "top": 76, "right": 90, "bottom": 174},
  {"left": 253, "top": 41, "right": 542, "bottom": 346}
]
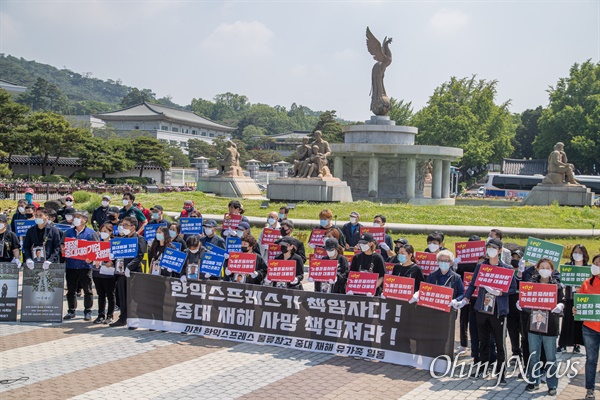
[
  {"left": 115, "top": 259, "right": 125, "bottom": 274},
  {"left": 187, "top": 264, "right": 199, "bottom": 280},
  {"left": 32, "top": 246, "right": 46, "bottom": 262},
  {"left": 151, "top": 260, "right": 160, "bottom": 275},
  {"left": 481, "top": 293, "right": 496, "bottom": 314},
  {"left": 530, "top": 310, "right": 549, "bottom": 334},
  {"left": 234, "top": 273, "right": 246, "bottom": 284},
  {"left": 0, "top": 279, "right": 18, "bottom": 298}
]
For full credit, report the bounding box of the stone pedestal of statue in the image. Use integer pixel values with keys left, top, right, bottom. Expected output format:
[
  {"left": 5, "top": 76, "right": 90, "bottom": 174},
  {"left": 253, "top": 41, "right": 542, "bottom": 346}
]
[
  {"left": 197, "top": 175, "right": 263, "bottom": 199},
  {"left": 522, "top": 183, "right": 594, "bottom": 206},
  {"left": 267, "top": 177, "right": 353, "bottom": 203}
]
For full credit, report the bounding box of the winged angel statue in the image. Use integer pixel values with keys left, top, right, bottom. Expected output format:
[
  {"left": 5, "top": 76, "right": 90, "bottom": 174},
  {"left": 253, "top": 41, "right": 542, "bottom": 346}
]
[{"left": 366, "top": 27, "right": 393, "bottom": 116}]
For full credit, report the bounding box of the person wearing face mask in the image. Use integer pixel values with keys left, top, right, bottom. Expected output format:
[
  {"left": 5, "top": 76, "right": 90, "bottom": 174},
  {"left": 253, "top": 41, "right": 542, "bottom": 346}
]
[
  {"left": 168, "top": 222, "right": 187, "bottom": 252},
  {"left": 487, "top": 229, "right": 512, "bottom": 264},
  {"left": 23, "top": 207, "right": 61, "bottom": 269},
  {"left": 278, "top": 220, "right": 306, "bottom": 264},
  {"left": 24, "top": 204, "right": 36, "bottom": 220},
  {"left": 57, "top": 195, "right": 75, "bottom": 223},
  {"left": 373, "top": 214, "right": 394, "bottom": 261},
  {"left": 179, "top": 200, "right": 195, "bottom": 218},
  {"left": 92, "top": 223, "right": 117, "bottom": 324},
  {"left": 224, "top": 234, "right": 267, "bottom": 284},
  {"left": 391, "top": 244, "right": 424, "bottom": 293},
  {"left": 388, "top": 238, "right": 409, "bottom": 264},
  {"left": 109, "top": 217, "right": 148, "bottom": 328},
  {"left": 348, "top": 232, "right": 386, "bottom": 296},
  {"left": 424, "top": 232, "right": 446, "bottom": 254},
  {"left": 200, "top": 219, "right": 226, "bottom": 250},
  {"left": 309, "top": 209, "right": 346, "bottom": 248},
  {"left": 9, "top": 199, "right": 28, "bottom": 233},
  {"left": 180, "top": 236, "right": 205, "bottom": 283},
  {"left": 577, "top": 254, "right": 600, "bottom": 400},
  {"left": 91, "top": 195, "right": 113, "bottom": 230},
  {"left": 106, "top": 206, "right": 120, "bottom": 229},
  {"left": 149, "top": 205, "right": 171, "bottom": 226},
  {"left": 0, "top": 214, "right": 21, "bottom": 267},
  {"left": 63, "top": 210, "right": 99, "bottom": 321},
  {"left": 148, "top": 226, "right": 177, "bottom": 277},
  {"left": 258, "top": 212, "right": 281, "bottom": 261},
  {"left": 517, "top": 258, "right": 564, "bottom": 396},
  {"left": 454, "top": 237, "right": 517, "bottom": 384},
  {"left": 312, "top": 238, "right": 348, "bottom": 294},
  {"left": 423, "top": 250, "right": 464, "bottom": 300},
  {"left": 558, "top": 244, "right": 589, "bottom": 354},
  {"left": 278, "top": 206, "right": 289, "bottom": 223},
  {"left": 264, "top": 237, "right": 304, "bottom": 290},
  {"left": 118, "top": 192, "right": 147, "bottom": 235},
  {"left": 23, "top": 187, "right": 40, "bottom": 209},
  {"left": 341, "top": 211, "right": 362, "bottom": 251},
  {"left": 221, "top": 200, "right": 250, "bottom": 238}
]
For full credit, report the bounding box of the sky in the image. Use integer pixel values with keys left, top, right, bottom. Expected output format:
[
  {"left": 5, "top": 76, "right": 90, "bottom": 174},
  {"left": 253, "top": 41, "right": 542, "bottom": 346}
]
[{"left": 0, "top": 0, "right": 598, "bottom": 122}]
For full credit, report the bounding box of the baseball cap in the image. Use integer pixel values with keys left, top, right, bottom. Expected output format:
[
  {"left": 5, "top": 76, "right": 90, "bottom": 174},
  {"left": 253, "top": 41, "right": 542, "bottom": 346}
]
[
  {"left": 184, "top": 200, "right": 194, "bottom": 206},
  {"left": 350, "top": 211, "right": 360, "bottom": 218},
  {"left": 324, "top": 238, "right": 339, "bottom": 250},
  {"left": 24, "top": 188, "right": 35, "bottom": 194},
  {"left": 358, "top": 232, "right": 375, "bottom": 244},
  {"left": 107, "top": 206, "right": 120, "bottom": 214},
  {"left": 74, "top": 210, "right": 89, "bottom": 219},
  {"left": 511, "top": 249, "right": 524, "bottom": 258},
  {"left": 102, "top": 195, "right": 111, "bottom": 201},
  {"left": 65, "top": 195, "right": 74, "bottom": 201},
  {"left": 237, "top": 221, "right": 251, "bottom": 231},
  {"left": 279, "top": 237, "right": 295, "bottom": 246},
  {"left": 151, "top": 205, "right": 164, "bottom": 212},
  {"left": 203, "top": 219, "right": 218, "bottom": 227},
  {"left": 487, "top": 238, "right": 503, "bottom": 249},
  {"left": 468, "top": 235, "right": 481, "bottom": 242},
  {"left": 394, "top": 238, "right": 409, "bottom": 246},
  {"left": 0, "top": 214, "right": 8, "bottom": 223}
]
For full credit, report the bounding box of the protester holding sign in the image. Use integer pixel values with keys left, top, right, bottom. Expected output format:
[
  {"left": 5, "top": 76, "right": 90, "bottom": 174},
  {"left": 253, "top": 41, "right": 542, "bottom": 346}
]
[
  {"left": 558, "top": 244, "right": 589, "bottom": 354},
  {"left": 9, "top": 199, "right": 28, "bottom": 233},
  {"left": 349, "top": 232, "right": 385, "bottom": 295},
  {"left": 63, "top": 210, "right": 99, "bottom": 321},
  {"left": 168, "top": 222, "right": 187, "bottom": 252},
  {"left": 109, "top": 216, "right": 148, "bottom": 328},
  {"left": 516, "top": 258, "right": 564, "bottom": 395},
  {"left": 426, "top": 250, "right": 464, "bottom": 301},
  {"left": 278, "top": 220, "right": 306, "bottom": 263},
  {"left": 577, "top": 254, "right": 600, "bottom": 400},
  {"left": 200, "top": 219, "right": 226, "bottom": 250},
  {"left": 221, "top": 200, "right": 248, "bottom": 238},
  {"left": 455, "top": 237, "right": 517, "bottom": 383},
  {"left": 181, "top": 236, "right": 204, "bottom": 283},
  {"left": 241, "top": 234, "right": 267, "bottom": 284},
  {"left": 92, "top": 222, "right": 116, "bottom": 324},
  {"left": 424, "top": 232, "right": 446, "bottom": 254},
  {"left": 373, "top": 214, "right": 394, "bottom": 261},
  {"left": 312, "top": 238, "right": 348, "bottom": 294},
  {"left": 308, "top": 209, "right": 346, "bottom": 248},
  {"left": 258, "top": 211, "right": 281, "bottom": 262},
  {"left": 23, "top": 207, "right": 62, "bottom": 270},
  {"left": 391, "top": 244, "right": 424, "bottom": 294},
  {"left": 0, "top": 215, "right": 21, "bottom": 266},
  {"left": 149, "top": 226, "right": 178, "bottom": 277},
  {"left": 149, "top": 205, "right": 171, "bottom": 225},
  {"left": 264, "top": 237, "right": 304, "bottom": 290}
]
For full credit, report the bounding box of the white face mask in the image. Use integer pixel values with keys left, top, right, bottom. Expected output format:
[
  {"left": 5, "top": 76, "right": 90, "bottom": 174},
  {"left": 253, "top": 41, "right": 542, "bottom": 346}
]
[
  {"left": 428, "top": 243, "right": 440, "bottom": 253},
  {"left": 155, "top": 233, "right": 165, "bottom": 241},
  {"left": 326, "top": 250, "right": 337, "bottom": 258},
  {"left": 439, "top": 262, "right": 451, "bottom": 272},
  {"left": 350, "top": 217, "right": 357, "bottom": 224},
  {"left": 487, "top": 247, "right": 499, "bottom": 258},
  {"left": 592, "top": 265, "right": 600, "bottom": 276},
  {"left": 121, "top": 228, "right": 131, "bottom": 236},
  {"left": 122, "top": 199, "right": 130, "bottom": 206},
  {"left": 486, "top": 236, "right": 494, "bottom": 243},
  {"left": 373, "top": 222, "right": 380, "bottom": 227},
  {"left": 539, "top": 269, "right": 552, "bottom": 279},
  {"left": 100, "top": 232, "right": 110, "bottom": 240},
  {"left": 359, "top": 243, "right": 370, "bottom": 252},
  {"left": 236, "top": 230, "right": 245, "bottom": 237},
  {"left": 101, "top": 201, "right": 110, "bottom": 207},
  {"left": 0, "top": 223, "right": 5, "bottom": 230},
  {"left": 189, "top": 248, "right": 199, "bottom": 254},
  {"left": 267, "top": 218, "right": 276, "bottom": 226},
  {"left": 204, "top": 227, "right": 213, "bottom": 236},
  {"left": 35, "top": 217, "right": 45, "bottom": 225},
  {"left": 73, "top": 218, "right": 82, "bottom": 227},
  {"left": 573, "top": 253, "right": 584, "bottom": 262},
  {"left": 65, "top": 201, "right": 73, "bottom": 207},
  {"left": 18, "top": 207, "right": 25, "bottom": 213},
  {"left": 66, "top": 215, "right": 73, "bottom": 222}
]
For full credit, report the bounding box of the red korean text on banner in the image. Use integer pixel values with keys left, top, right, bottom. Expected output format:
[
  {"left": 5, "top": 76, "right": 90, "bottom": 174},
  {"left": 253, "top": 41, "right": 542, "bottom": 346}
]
[
  {"left": 346, "top": 271, "right": 379, "bottom": 296},
  {"left": 261, "top": 228, "right": 281, "bottom": 245},
  {"left": 519, "top": 282, "right": 558, "bottom": 311},
  {"left": 313, "top": 247, "right": 327, "bottom": 260},
  {"left": 343, "top": 252, "right": 354, "bottom": 265},
  {"left": 382, "top": 275, "right": 414, "bottom": 301},
  {"left": 474, "top": 264, "right": 514, "bottom": 293},
  {"left": 463, "top": 272, "right": 480, "bottom": 297},
  {"left": 267, "top": 259, "right": 296, "bottom": 282},
  {"left": 227, "top": 252, "right": 257, "bottom": 274},
  {"left": 454, "top": 240, "right": 486, "bottom": 263},
  {"left": 417, "top": 282, "right": 454, "bottom": 313},
  {"left": 385, "top": 262, "right": 395, "bottom": 275},
  {"left": 360, "top": 226, "right": 385, "bottom": 244},
  {"left": 222, "top": 213, "right": 243, "bottom": 230},
  {"left": 309, "top": 259, "right": 338, "bottom": 282},
  {"left": 415, "top": 252, "right": 438, "bottom": 275},
  {"left": 268, "top": 244, "right": 282, "bottom": 260},
  {"left": 309, "top": 229, "right": 327, "bottom": 247},
  {"left": 64, "top": 238, "right": 110, "bottom": 262}
]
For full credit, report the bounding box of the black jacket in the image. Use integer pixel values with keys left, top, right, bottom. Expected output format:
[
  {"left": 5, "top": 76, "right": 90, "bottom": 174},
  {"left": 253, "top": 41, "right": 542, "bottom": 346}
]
[
  {"left": 122, "top": 234, "right": 147, "bottom": 273},
  {"left": 272, "top": 252, "right": 304, "bottom": 289},
  {"left": 91, "top": 206, "right": 111, "bottom": 230},
  {"left": 23, "top": 223, "right": 62, "bottom": 263},
  {"left": 392, "top": 262, "right": 425, "bottom": 293}
]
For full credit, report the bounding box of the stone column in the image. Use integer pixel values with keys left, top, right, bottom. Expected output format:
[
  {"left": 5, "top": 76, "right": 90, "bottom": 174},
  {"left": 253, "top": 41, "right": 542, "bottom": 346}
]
[
  {"left": 194, "top": 156, "right": 209, "bottom": 178},
  {"left": 442, "top": 160, "right": 451, "bottom": 198},
  {"left": 333, "top": 156, "right": 343, "bottom": 179},
  {"left": 405, "top": 158, "right": 416, "bottom": 200},
  {"left": 368, "top": 157, "right": 379, "bottom": 198},
  {"left": 246, "top": 159, "right": 260, "bottom": 180},
  {"left": 432, "top": 159, "right": 442, "bottom": 199}
]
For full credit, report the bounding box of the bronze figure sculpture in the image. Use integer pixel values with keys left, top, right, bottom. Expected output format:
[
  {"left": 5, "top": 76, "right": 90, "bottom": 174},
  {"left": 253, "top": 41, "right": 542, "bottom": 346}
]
[{"left": 366, "top": 27, "right": 393, "bottom": 116}]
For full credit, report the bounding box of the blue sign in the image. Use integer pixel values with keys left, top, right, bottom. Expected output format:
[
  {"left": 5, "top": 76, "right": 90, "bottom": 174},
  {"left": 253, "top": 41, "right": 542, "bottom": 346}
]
[
  {"left": 54, "top": 223, "right": 72, "bottom": 232},
  {"left": 205, "top": 242, "right": 227, "bottom": 257},
  {"left": 158, "top": 247, "right": 187, "bottom": 274},
  {"left": 172, "top": 241, "right": 182, "bottom": 251},
  {"left": 180, "top": 218, "right": 203, "bottom": 234},
  {"left": 110, "top": 237, "right": 138, "bottom": 258},
  {"left": 200, "top": 252, "right": 225, "bottom": 277},
  {"left": 15, "top": 220, "right": 36, "bottom": 236},
  {"left": 144, "top": 223, "right": 166, "bottom": 242},
  {"left": 226, "top": 237, "right": 242, "bottom": 253}
]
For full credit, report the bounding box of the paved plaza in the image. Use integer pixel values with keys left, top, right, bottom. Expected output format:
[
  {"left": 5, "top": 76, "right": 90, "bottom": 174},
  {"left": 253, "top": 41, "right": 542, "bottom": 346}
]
[{"left": 1, "top": 283, "right": 597, "bottom": 400}]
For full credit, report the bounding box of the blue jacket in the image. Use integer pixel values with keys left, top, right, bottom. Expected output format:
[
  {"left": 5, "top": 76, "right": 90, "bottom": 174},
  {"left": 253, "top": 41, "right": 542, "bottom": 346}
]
[
  {"left": 458, "top": 259, "right": 517, "bottom": 317},
  {"left": 64, "top": 227, "right": 99, "bottom": 269},
  {"left": 426, "top": 268, "right": 464, "bottom": 299},
  {"left": 341, "top": 222, "right": 362, "bottom": 248}
]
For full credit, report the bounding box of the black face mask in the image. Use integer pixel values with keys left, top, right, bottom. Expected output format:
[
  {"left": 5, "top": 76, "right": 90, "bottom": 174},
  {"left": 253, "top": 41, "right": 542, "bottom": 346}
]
[
  {"left": 394, "top": 247, "right": 401, "bottom": 255},
  {"left": 280, "top": 227, "right": 289, "bottom": 236},
  {"left": 241, "top": 246, "right": 250, "bottom": 253},
  {"left": 511, "top": 260, "right": 520, "bottom": 269},
  {"left": 26, "top": 213, "right": 34, "bottom": 218},
  {"left": 280, "top": 245, "right": 289, "bottom": 253}
]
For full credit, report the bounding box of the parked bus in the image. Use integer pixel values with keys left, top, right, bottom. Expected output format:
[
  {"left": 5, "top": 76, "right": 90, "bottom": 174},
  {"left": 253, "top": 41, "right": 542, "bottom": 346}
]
[{"left": 483, "top": 174, "right": 600, "bottom": 198}]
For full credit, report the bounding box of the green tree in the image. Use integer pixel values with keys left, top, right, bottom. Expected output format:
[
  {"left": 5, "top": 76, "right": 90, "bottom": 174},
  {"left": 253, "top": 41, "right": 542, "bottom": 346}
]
[
  {"left": 166, "top": 145, "right": 191, "bottom": 168},
  {"left": 130, "top": 136, "right": 172, "bottom": 177},
  {"left": 0, "top": 89, "right": 30, "bottom": 170},
  {"left": 312, "top": 110, "right": 344, "bottom": 143},
  {"left": 240, "top": 125, "right": 267, "bottom": 149},
  {"left": 0, "top": 142, "right": 11, "bottom": 177},
  {"left": 214, "top": 92, "right": 250, "bottom": 113},
  {"left": 120, "top": 88, "right": 156, "bottom": 108},
  {"left": 187, "top": 138, "right": 217, "bottom": 167},
  {"left": 190, "top": 98, "right": 215, "bottom": 120},
  {"left": 389, "top": 98, "right": 413, "bottom": 126},
  {"left": 75, "top": 137, "right": 135, "bottom": 179},
  {"left": 412, "top": 76, "right": 515, "bottom": 178},
  {"left": 513, "top": 106, "right": 542, "bottom": 159},
  {"left": 533, "top": 60, "right": 600, "bottom": 173}
]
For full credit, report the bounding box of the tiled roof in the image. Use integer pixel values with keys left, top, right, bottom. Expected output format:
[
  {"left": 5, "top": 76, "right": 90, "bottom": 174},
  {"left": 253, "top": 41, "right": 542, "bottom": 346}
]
[
  {"left": 502, "top": 158, "right": 548, "bottom": 175},
  {"left": 1, "top": 155, "right": 163, "bottom": 170}
]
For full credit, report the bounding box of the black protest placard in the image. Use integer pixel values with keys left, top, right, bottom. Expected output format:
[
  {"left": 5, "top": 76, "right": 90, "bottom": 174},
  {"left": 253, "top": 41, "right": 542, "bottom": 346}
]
[
  {"left": 0, "top": 263, "right": 19, "bottom": 321},
  {"left": 21, "top": 263, "right": 65, "bottom": 322},
  {"left": 127, "top": 274, "right": 455, "bottom": 373}
]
